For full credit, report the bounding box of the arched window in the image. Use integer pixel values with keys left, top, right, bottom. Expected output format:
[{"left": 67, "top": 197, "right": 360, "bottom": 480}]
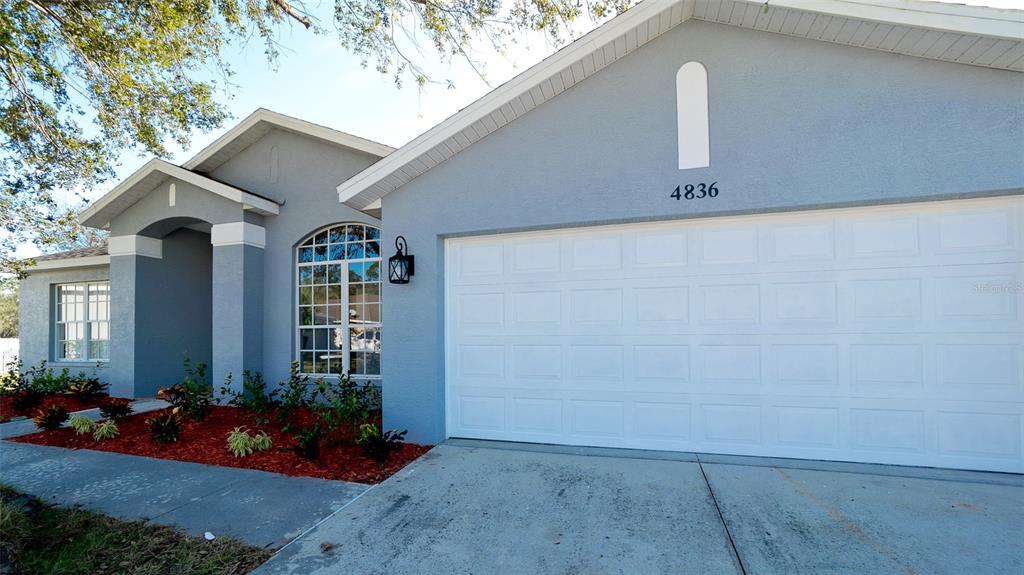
[
  {"left": 296, "top": 223, "right": 381, "bottom": 378},
  {"left": 677, "top": 61, "right": 709, "bottom": 170}
]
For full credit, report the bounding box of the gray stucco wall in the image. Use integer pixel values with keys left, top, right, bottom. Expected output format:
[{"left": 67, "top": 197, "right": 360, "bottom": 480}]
[
  {"left": 18, "top": 266, "right": 111, "bottom": 381},
  {"left": 108, "top": 229, "right": 212, "bottom": 397},
  {"left": 380, "top": 20, "right": 1024, "bottom": 443},
  {"left": 208, "top": 128, "right": 382, "bottom": 384}
]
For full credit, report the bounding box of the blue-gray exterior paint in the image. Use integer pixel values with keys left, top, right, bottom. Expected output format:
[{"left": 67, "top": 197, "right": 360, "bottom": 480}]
[
  {"left": 109, "top": 229, "right": 212, "bottom": 397},
  {"left": 20, "top": 128, "right": 383, "bottom": 397},
  {"left": 17, "top": 266, "right": 111, "bottom": 379},
  {"left": 380, "top": 20, "right": 1024, "bottom": 443},
  {"left": 211, "top": 243, "right": 263, "bottom": 392},
  {"left": 207, "top": 128, "right": 381, "bottom": 384}
]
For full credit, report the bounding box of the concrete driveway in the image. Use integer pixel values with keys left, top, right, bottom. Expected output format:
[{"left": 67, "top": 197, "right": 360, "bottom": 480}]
[{"left": 256, "top": 441, "right": 1024, "bottom": 575}]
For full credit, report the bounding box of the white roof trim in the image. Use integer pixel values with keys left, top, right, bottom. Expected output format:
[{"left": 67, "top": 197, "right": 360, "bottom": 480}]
[
  {"left": 79, "top": 159, "right": 280, "bottom": 229},
  {"left": 183, "top": 108, "right": 395, "bottom": 172},
  {"left": 336, "top": 0, "right": 1024, "bottom": 210},
  {"left": 25, "top": 255, "right": 110, "bottom": 272}
]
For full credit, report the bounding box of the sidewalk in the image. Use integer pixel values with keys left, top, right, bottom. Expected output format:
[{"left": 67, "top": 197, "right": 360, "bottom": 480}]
[{"left": 0, "top": 440, "right": 369, "bottom": 549}]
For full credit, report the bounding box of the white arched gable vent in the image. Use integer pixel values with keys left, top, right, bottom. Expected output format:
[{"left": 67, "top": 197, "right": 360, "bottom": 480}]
[{"left": 676, "top": 61, "right": 710, "bottom": 170}]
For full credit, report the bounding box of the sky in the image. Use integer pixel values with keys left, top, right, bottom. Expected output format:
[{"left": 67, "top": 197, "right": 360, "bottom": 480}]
[{"left": 14, "top": 0, "right": 1024, "bottom": 258}]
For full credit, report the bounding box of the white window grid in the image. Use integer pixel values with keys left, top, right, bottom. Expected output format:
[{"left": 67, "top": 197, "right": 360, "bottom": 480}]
[
  {"left": 54, "top": 281, "right": 110, "bottom": 362},
  {"left": 295, "top": 223, "right": 382, "bottom": 378}
]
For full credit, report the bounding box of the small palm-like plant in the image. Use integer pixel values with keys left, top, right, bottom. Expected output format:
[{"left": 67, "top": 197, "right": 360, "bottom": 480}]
[
  {"left": 68, "top": 414, "right": 97, "bottom": 435},
  {"left": 147, "top": 409, "right": 183, "bottom": 443},
  {"left": 32, "top": 404, "right": 69, "bottom": 431},
  {"left": 99, "top": 398, "right": 133, "bottom": 420},
  {"left": 93, "top": 420, "right": 119, "bottom": 441}
]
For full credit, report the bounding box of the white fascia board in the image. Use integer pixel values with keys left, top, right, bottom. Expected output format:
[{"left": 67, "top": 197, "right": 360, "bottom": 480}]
[
  {"left": 335, "top": 0, "right": 675, "bottom": 205},
  {"left": 210, "top": 222, "right": 266, "bottom": 248},
  {"left": 78, "top": 158, "right": 165, "bottom": 226},
  {"left": 108, "top": 235, "right": 163, "bottom": 259},
  {"left": 764, "top": 0, "right": 1024, "bottom": 41},
  {"left": 182, "top": 109, "right": 395, "bottom": 172},
  {"left": 25, "top": 255, "right": 111, "bottom": 272},
  {"left": 78, "top": 159, "right": 279, "bottom": 229}
]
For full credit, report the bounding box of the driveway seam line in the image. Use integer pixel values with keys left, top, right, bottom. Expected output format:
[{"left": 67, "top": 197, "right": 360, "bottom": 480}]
[
  {"left": 264, "top": 481, "right": 378, "bottom": 556},
  {"left": 697, "top": 454, "right": 748, "bottom": 575}
]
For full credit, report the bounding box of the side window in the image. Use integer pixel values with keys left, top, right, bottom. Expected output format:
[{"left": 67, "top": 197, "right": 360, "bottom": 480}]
[{"left": 677, "top": 61, "right": 710, "bottom": 170}]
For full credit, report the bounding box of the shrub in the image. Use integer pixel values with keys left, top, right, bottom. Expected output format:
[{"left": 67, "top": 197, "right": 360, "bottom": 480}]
[
  {"left": 93, "top": 420, "right": 119, "bottom": 441},
  {"left": 0, "top": 359, "right": 24, "bottom": 394},
  {"left": 98, "top": 398, "right": 133, "bottom": 420},
  {"left": 66, "top": 377, "right": 109, "bottom": 400},
  {"left": 32, "top": 404, "right": 69, "bottom": 431},
  {"left": 157, "top": 357, "right": 212, "bottom": 420},
  {"left": 220, "top": 370, "right": 280, "bottom": 415},
  {"left": 277, "top": 361, "right": 314, "bottom": 432},
  {"left": 24, "top": 361, "right": 73, "bottom": 394},
  {"left": 291, "top": 424, "right": 323, "bottom": 460},
  {"left": 356, "top": 423, "right": 407, "bottom": 463},
  {"left": 11, "top": 388, "right": 43, "bottom": 413},
  {"left": 226, "top": 427, "right": 273, "bottom": 458},
  {"left": 68, "top": 414, "right": 97, "bottom": 435},
  {"left": 313, "top": 373, "right": 381, "bottom": 438},
  {"left": 147, "top": 410, "right": 183, "bottom": 443}
]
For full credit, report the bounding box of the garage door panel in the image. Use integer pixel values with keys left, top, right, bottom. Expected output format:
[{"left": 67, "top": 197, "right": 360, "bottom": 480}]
[{"left": 446, "top": 196, "right": 1024, "bottom": 472}]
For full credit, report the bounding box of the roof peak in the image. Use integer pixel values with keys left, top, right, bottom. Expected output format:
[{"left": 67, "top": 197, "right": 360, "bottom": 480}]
[
  {"left": 182, "top": 108, "right": 396, "bottom": 173},
  {"left": 335, "top": 0, "right": 1024, "bottom": 210}
]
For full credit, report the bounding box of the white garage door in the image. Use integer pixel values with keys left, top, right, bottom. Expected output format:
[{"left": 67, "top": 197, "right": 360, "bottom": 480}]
[{"left": 445, "top": 196, "right": 1024, "bottom": 473}]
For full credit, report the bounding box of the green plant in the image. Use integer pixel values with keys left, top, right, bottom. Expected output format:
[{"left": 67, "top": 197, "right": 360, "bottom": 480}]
[
  {"left": 356, "top": 423, "right": 407, "bottom": 463},
  {"left": 0, "top": 359, "right": 24, "bottom": 394},
  {"left": 24, "top": 361, "right": 73, "bottom": 394},
  {"left": 291, "top": 424, "right": 323, "bottom": 460},
  {"left": 68, "top": 414, "right": 97, "bottom": 435},
  {"left": 312, "top": 373, "right": 382, "bottom": 439},
  {"left": 147, "top": 410, "right": 183, "bottom": 444},
  {"left": 158, "top": 357, "right": 212, "bottom": 420},
  {"left": 277, "top": 361, "right": 315, "bottom": 432},
  {"left": 66, "top": 376, "right": 109, "bottom": 400},
  {"left": 251, "top": 430, "right": 272, "bottom": 452},
  {"left": 93, "top": 420, "right": 119, "bottom": 441},
  {"left": 98, "top": 398, "right": 133, "bottom": 420},
  {"left": 226, "top": 427, "right": 273, "bottom": 457},
  {"left": 32, "top": 404, "right": 69, "bottom": 431},
  {"left": 220, "top": 370, "right": 280, "bottom": 415}
]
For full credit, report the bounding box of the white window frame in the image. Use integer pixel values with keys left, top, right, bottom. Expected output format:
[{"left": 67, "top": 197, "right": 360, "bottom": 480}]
[
  {"left": 53, "top": 281, "right": 110, "bottom": 363},
  {"left": 294, "top": 223, "right": 382, "bottom": 379}
]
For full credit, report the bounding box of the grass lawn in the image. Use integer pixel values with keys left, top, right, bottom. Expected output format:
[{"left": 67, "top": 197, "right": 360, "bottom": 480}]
[{"left": 0, "top": 485, "right": 271, "bottom": 575}]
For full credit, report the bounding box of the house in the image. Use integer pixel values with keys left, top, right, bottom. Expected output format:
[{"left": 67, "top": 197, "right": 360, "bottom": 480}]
[{"left": 19, "top": 0, "right": 1023, "bottom": 473}]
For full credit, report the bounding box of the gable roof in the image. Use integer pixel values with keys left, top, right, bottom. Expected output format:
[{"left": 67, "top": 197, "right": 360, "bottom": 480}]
[
  {"left": 79, "top": 159, "right": 280, "bottom": 229},
  {"left": 183, "top": 108, "right": 395, "bottom": 173},
  {"left": 336, "top": 0, "right": 1024, "bottom": 210},
  {"left": 25, "top": 245, "right": 110, "bottom": 272}
]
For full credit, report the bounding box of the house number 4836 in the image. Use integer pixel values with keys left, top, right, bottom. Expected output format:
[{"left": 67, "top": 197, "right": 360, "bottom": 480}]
[{"left": 671, "top": 182, "right": 718, "bottom": 200}]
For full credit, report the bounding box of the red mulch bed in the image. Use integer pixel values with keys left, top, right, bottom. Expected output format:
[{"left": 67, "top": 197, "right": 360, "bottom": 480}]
[
  {"left": 11, "top": 405, "right": 431, "bottom": 484},
  {"left": 0, "top": 393, "right": 111, "bottom": 421}
]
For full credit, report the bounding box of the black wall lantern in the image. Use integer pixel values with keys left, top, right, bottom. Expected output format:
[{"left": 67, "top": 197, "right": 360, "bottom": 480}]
[{"left": 388, "top": 236, "right": 415, "bottom": 284}]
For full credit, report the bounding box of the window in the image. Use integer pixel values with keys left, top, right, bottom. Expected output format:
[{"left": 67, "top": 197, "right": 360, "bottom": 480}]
[
  {"left": 55, "top": 282, "right": 110, "bottom": 361},
  {"left": 296, "top": 223, "right": 381, "bottom": 378},
  {"left": 677, "top": 61, "right": 709, "bottom": 170}
]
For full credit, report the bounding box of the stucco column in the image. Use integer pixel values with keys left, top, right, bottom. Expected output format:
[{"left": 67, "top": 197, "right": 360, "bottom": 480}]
[
  {"left": 210, "top": 222, "right": 265, "bottom": 395},
  {"left": 108, "top": 235, "right": 163, "bottom": 398}
]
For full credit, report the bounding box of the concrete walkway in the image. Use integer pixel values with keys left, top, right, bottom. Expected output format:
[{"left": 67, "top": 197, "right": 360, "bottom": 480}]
[
  {"left": 0, "top": 398, "right": 168, "bottom": 439},
  {"left": 256, "top": 441, "right": 1024, "bottom": 575},
  {"left": 0, "top": 441, "right": 369, "bottom": 549}
]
